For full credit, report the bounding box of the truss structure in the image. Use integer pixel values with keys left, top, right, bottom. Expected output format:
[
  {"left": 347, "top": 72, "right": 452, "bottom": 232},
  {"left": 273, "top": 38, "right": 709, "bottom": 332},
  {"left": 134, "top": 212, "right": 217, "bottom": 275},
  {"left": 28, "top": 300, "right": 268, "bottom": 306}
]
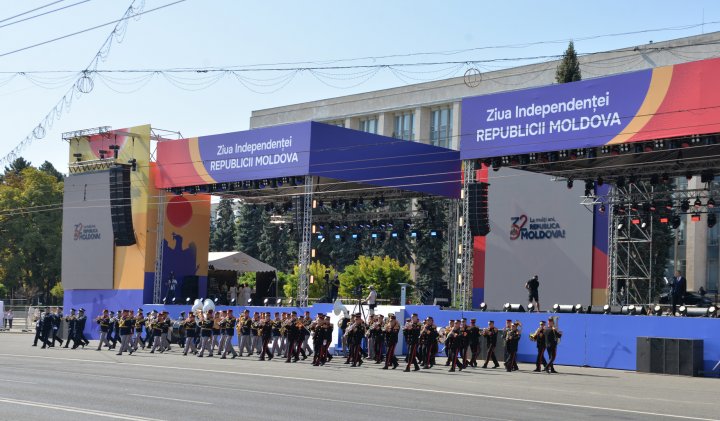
[
  {"left": 296, "top": 176, "right": 314, "bottom": 307},
  {"left": 457, "top": 160, "right": 476, "bottom": 310}
]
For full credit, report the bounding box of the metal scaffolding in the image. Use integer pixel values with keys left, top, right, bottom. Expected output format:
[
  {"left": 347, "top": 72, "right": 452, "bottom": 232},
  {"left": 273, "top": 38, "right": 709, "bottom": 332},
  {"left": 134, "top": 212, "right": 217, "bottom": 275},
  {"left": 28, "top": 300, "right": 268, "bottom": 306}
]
[
  {"left": 608, "top": 184, "right": 654, "bottom": 305},
  {"left": 296, "top": 176, "right": 314, "bottom": 307},
  {"left": 457, "top": 160, "right": 476, "bottom": 310},
  {"left": 153, "top": 193, "right": 165, "bottom": 304},
  {"left": 446, "top": 198, "right": 460, "bottom": 303}
]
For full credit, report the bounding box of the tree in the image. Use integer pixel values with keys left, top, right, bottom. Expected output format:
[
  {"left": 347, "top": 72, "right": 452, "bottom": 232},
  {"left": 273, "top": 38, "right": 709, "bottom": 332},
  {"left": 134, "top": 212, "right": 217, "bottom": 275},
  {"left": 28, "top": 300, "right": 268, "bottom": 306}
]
[
  {"left": 210, "top": 198, "right": 236, "bottom": 252},
  {"left": 258, "top": 211, "right": 296, "bottom": 272},
  {"left": 282, "top": 261, "right": 337, "bottom": 299},
  {"left": 236, "top": 203, "right": 262, "bottom": 258},
  {"left": 0, "top": 166, "right": 63, "bottom": 303},
  {"left": 339, "top": 255, "right": 411, "bottom": 303},
  {"left": 39, "top": 161, "right": 64, "bottom": 182},
  {"left": 3, "top": 157, "right": 31, "bottom": 178},
  {"left": 556, "top": 41, "right": 581, "bottom": 83},
  {"left": 50, "top": 282, "right": 64, "bottom": 303}
]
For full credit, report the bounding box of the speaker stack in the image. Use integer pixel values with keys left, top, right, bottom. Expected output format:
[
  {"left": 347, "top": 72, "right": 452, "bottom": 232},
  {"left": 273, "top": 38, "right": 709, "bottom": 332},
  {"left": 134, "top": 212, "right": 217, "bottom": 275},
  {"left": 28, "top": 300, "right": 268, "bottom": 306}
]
[
  {"left": 468, "top": 182, "right": 490, "bottom": 236},
  {"left": 109, "top": 165, "right": 136, "bottom": 246}
]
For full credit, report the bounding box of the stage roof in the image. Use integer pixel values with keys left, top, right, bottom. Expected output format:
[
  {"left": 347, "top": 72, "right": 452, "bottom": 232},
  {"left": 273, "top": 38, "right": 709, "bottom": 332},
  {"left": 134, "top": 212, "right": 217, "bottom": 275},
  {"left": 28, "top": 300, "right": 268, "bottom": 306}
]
[
  {"left": 155, "top": 122, "right": 460, "bottom": 199},
  {"left": 208, "top": 251, "right": 276, "bottom": 273}
]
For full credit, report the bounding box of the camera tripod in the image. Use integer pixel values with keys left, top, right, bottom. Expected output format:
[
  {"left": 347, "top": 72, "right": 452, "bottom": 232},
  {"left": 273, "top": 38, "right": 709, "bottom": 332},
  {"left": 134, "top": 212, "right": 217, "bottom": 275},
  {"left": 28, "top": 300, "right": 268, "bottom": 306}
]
[{"left": 350, "top": 295, "right": 366, "bottom": 320}]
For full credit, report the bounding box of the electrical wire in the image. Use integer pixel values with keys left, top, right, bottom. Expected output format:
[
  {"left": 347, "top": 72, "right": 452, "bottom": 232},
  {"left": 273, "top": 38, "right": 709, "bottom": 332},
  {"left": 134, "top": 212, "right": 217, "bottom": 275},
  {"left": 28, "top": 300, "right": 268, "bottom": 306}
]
[
  {"left": 0, "top": 0, "right": 92, "bottom": 31},
  {"left": 0, "top": 0, "right": 66, "bottom": 23}
]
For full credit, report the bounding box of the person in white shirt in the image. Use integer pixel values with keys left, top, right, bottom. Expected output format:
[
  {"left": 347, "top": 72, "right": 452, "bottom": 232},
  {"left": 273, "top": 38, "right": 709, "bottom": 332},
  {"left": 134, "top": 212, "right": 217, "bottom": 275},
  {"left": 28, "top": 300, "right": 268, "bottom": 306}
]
[
  {"left": 241, "top": 283, "right": 252, "bottom": 305},
  {"left": 229, "top": 284, "right": 238, "bottom": 304},
  {"left": 365, "top": 285, "right": 378, "bottom": 316}
]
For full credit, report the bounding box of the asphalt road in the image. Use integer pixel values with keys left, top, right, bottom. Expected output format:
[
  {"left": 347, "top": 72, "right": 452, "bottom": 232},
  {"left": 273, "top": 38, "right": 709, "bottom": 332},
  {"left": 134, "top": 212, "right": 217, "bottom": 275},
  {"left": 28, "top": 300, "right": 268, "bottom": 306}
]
[{"left": 0, "top": 334, "right": 717, "bottom": 421}]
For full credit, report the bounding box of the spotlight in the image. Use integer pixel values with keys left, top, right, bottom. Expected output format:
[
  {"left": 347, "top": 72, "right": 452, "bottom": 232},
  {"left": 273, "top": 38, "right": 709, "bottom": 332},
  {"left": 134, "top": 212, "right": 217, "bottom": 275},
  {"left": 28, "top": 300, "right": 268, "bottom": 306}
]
[
  {"left": 573, "top": 304, "right": 584, "bottom": 313},
  {"left": 552, "top": 304, "right": 575, "bottom": 313},
  {"left": 162, "top": 297, "right": 167, "bottom": 304},
  {"left": 503, "top": 303, "right": 525, "bottom": 312},
  {"left": 231, "top": 298, "right": 236, "bottom": 305},
  {"left": 708, "top": 213, "right": 717, "bottom": 228},
  {"left": 108, "top": 144, "right": 120, "bottom": 158},
  {"left": 186, "top": 297, "right": 191, "bottom": 303},
  {"left": 128, "top": 158, "right": 137, "bottom": 171},
  {"left": 616, "top": 176, "right": 626, "bottom": 188},
  {"left": 214, "top": 297, "right": 219, "bottom": 303},
  {"left": 700, "top": 170, "right": 715, "bottom": 183},
  {"left": 616, "top": 222, "right": 624, "bottom": 230},
  {"left": 678, "top": 305, "right": 687, "bottom": 316},
  {"left": 691, "top": 214, "right": 701, "bottom": 222},
  {"left": 263, "top": 298, "right": 269, "bottom": 306},
  {"left": 621, "top": 304, "right": 639, "bottom": 315},
  {"left": 694, "top": 197, "right": 702, "bottom": 209},
  {"left": 680, "top": 200, "right": 690, "bottom": 212},
  {"left": 276, "top": 298, "right": 282, "bottom": 305},
  {"left": 602, "top": 304, "right": 611, "bottom": 314},
  {"left": 171, "top": 297, "right": 176, "bottom": 304},
  {"left": 259, "top": 179, "right": 269, "bottom": 189},
  {"left": 584, "top": 180, "right": 594, "bottom": 196},
  {"left": 652, "top": 305, "right": 663, "bottom": 316},
  {"left": 527, "top": 303, "right": 535, "bottom": 312},
  {"left": 566, "top": 178, "right": 573, "bottom": 189},
  {"left": 73, "top": 153, "right": 83, "bottom": 162},
  {"left": 671, "top": 215, "right": 682, "bottom": 229},
  {"left": 599, "top": 204, "right": 606, "bottom": 214},
  {"left": 707, "top": 198, "right": 716, "bottom": 208},
  {"left": 479, "top": 302, "right": 487, "bottom": 311},
  {"left": 597, "top": 176, "right": 604, "bottom": 186},
  {"left": 247, "top": 298, "right": 252, "bottom": 305},
  {"left": 708, "top": 306, "right": 717, "bottom": 318},
  {"left": 99, "top": 149, "right": 108, "bottom": 159},
  {"left": 659, "top": 216, "right": 670, "bottom": 224}
]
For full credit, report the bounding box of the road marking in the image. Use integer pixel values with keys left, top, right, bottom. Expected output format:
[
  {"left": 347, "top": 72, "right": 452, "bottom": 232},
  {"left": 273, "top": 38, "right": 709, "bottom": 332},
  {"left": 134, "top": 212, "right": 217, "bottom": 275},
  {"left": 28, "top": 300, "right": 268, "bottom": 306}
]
[
  {"left": 128, "top": 393, "right": 211, "bottom": 405},
  {"left": 1, "top": 379, "right": 37, "bottom": 384},
  {"left": 0, "top": 397, "right": 164, "bottom": 421},
  {"left": 0, "top": 353, "right": 715, "bottom": 421}
]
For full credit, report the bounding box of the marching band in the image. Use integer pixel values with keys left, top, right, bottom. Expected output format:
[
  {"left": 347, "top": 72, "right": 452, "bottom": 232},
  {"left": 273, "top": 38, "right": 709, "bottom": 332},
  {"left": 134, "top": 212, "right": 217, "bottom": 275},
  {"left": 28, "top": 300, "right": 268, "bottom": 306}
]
[{"left": 35, "top": 306, "right": 564, "bottom": 374}]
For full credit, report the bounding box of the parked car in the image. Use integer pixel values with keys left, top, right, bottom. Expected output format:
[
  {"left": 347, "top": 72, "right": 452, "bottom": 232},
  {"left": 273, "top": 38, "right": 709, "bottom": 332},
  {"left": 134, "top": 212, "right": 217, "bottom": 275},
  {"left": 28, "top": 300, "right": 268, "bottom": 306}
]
[{"left": 658, "top": 291, "right": 714, "bottom": 307}]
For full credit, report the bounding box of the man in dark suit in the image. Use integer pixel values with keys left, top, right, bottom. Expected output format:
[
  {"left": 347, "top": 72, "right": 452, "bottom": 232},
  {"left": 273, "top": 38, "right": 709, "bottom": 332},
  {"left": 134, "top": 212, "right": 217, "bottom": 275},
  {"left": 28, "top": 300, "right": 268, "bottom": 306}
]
[{"left": 671, "top": 270, "right": 687, "bottom": 315}]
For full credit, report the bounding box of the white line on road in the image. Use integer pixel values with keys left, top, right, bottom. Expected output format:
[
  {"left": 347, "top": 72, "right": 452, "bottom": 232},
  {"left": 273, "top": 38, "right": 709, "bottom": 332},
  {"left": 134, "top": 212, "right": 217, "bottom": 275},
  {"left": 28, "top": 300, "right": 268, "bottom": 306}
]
[
  {"left": 1, "top": 379, "right": 37, "bottom": 384},
  {"left": 128, "top": 393, "right": 211, "bottom": 405},
  {"left": 0, "top": 397, "right": 165, "bottom": 421},
  {"left": 0, "top": 353, "right": 715, "bottom": 421}
]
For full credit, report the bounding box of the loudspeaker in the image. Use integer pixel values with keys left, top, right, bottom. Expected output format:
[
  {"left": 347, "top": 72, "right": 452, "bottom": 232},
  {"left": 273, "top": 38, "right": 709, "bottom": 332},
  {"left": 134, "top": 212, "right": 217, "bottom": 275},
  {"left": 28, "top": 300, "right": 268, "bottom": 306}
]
[
  {"left": 649, "top": 338, "right": 665, "bottom": 374},
  {"left": 109, "top": 166, "right": 136, "bottom": 246},
  {"left": 664, "top": 339, "right": 680, "bottom": 375},
  {"left": 467, "top": 182, "right": 490, "bottom": 236},
  {"left": 678, "top": 339, "right": 703, "bottom": 377},
  {"left": 181, "top": 276, "right": 199, "bottom": 302},
  {"left": 636, "top": 337, "right": 651, "bottom": 373}
]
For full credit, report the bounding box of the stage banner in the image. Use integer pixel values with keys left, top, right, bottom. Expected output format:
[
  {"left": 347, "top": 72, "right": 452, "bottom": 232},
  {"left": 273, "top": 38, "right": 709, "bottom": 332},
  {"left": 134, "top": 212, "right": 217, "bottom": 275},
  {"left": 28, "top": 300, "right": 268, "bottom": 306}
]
[
  {"left": 61, "top": 171, "right": 115, "bottom": 290},
  {"left": 155, "top": 122, "right": 312, "bottom": 188},
  {"left": 461, "top": 57, "right": 720, "bottom": 159}
]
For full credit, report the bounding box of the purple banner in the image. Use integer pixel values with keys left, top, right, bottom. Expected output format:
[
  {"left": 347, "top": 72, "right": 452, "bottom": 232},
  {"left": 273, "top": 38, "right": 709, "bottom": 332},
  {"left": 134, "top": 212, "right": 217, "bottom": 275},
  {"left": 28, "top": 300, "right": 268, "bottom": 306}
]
[
  {"left": 198, "top": 122, "right": 312, "bottom": 182},
  {"left": 460, "top": 69, "right": 653, "bottom": 159}
]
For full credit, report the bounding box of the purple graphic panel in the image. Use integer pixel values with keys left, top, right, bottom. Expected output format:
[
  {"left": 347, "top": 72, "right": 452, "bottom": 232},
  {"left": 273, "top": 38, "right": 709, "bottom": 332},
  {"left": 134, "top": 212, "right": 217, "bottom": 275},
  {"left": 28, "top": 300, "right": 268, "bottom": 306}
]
[
  {"left": 460, "top": 69, "right": 652, "bottom": 159},
  {"left": 198, "top": 122, "right": 312, "bottom": 181}
]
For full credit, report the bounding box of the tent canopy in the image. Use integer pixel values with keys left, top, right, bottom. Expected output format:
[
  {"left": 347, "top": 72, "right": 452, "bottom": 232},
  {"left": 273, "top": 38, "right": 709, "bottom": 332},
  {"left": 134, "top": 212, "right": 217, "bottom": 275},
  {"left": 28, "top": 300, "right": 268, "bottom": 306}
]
[{"left": 208, "top": 251, "right": 276, "bottom": 273}]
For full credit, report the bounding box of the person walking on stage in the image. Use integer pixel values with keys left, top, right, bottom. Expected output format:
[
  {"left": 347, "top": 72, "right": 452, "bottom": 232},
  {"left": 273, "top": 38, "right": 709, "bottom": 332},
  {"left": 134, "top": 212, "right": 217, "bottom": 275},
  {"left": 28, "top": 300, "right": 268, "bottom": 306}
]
[{"left": 526, "top": 275, "right": 540, "bottom": 312}]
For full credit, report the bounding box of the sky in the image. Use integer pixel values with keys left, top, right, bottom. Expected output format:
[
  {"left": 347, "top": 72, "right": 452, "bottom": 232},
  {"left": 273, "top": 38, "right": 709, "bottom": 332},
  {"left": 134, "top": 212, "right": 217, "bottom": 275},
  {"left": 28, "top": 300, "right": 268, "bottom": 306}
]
[{"left": 3, "top": 0, "right": 720, "bottom": 174}]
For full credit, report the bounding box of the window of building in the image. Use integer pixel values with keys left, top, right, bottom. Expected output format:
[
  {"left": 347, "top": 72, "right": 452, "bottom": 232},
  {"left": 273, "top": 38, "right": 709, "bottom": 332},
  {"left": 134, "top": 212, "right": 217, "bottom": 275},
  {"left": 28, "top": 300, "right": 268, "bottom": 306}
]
[
  {"left": 325, "top": 120, "right": 345, "bottom": 128},
  {"left": 393, "top": 112, "right": 414, "bottom": 140},
  {"left": 430, "top": 107, "right": 453, "bottom": 148},
  {"left": 359, "top": 117, "right": 378, "bottom": 134}
]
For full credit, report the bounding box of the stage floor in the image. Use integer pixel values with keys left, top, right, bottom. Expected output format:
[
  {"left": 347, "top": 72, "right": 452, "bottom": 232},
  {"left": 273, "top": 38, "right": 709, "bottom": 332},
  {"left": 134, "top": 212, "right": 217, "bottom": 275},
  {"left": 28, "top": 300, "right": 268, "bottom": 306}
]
[{"left": 0, "top": 334, "right": 715, "bottom": 421}]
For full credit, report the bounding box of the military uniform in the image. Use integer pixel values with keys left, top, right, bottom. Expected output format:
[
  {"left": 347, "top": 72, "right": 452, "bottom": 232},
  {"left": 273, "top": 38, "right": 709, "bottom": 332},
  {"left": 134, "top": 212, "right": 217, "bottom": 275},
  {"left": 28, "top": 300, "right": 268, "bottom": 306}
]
[
  {"left": 197, "top": 312, "right": 215, "bottom": 357},
  {"left": 403, "top": 317, "right": 421, "bottom": 372},
  {"left": 116, "top": 312, "right": 134, "bottom": 355},
  {"left": 532, "top": 323, "right": 548, "bottom": 372},
  {"left": 482, "top": 323, "right": 499, "bottom": 368},
  {"left": 96, "top": 313, "right": 112, "bottom": 350},
  {"left": 63, "top": 310, "right": 77, "bottom": 349},
  {"left": 382, "top": 316, "right": 400, "bottom": 370},
  {"left": 259, "top": 316, "right": 273, "bottom": 360},
  {"left": 504, "top": 326, "right": 520, "bottom": 372},
  {"left": 239, "top": 313, "right": 253, "bottom": 356},
  {"left": 543, "top": 321, "right": 562, "bottom": 373},
  {"left": 466, "top": 320, "right": 481, "bottom": 367},
  {"left": 182, "top": 316, "right": 198, "bottom": 355},
  {"left": 220, "top": 312, "right": 237, "bottom": 359}
]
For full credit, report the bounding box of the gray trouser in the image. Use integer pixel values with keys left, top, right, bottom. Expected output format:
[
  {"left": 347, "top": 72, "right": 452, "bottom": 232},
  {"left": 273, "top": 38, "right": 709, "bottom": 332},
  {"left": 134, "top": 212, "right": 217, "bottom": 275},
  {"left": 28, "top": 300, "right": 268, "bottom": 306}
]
[
  {"left": 271, "top": 336, "right": 282, "bottom": 356},
  {"left": 239, "top": 335, "right": 252, "bottom": 355},
  {"left": 280, "top": 337, "right": 287, "bottom": 356},
  {"left": 302, "top": 335, "right": 312, "bottom": 354},
  {"left": 368, "top": 337, "right": 375, "bottom": 359},
  {"left": 183, "top": 337, "right": 197, "bottom": 354},
  {"left": 198, "top": 336, "right": 212, "bottom": 356},
  {"left": 98, "top": 332, "right": 111, "bottom": 349},
  {"left": 151, "top": 335, "right": 163, "bottom": 352},
  {"left": 212, "top": 333, "right": 221, "bottom": 352},
  {"left": 217, "top": 334, "right": 226, "bottom": 354},
  {"left": 118, "top": 334, "right": 131, "bottom": 354},
  {"left": 222, "top": 335, "right": 237, "bottom": 357},
  {"left": 252, "top": 335, "right": 261, "bottom": 353},
  {"left": 161, "top": 333, "right": 170, "bottom": 350}
]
